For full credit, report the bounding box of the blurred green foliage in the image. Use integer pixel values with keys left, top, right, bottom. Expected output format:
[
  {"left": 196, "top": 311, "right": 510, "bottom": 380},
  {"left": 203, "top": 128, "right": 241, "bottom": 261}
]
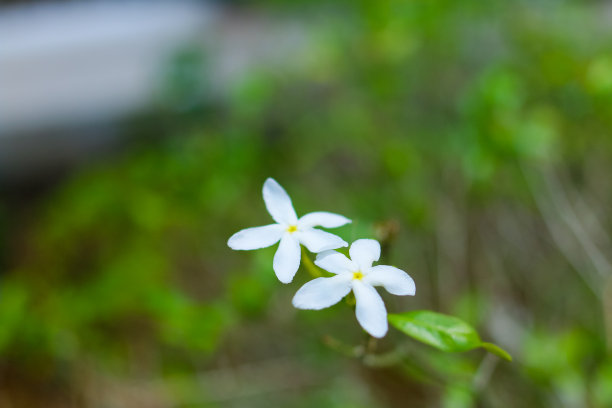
[{"left": 3, "top": 0, "right": 612, "bottom": 406}]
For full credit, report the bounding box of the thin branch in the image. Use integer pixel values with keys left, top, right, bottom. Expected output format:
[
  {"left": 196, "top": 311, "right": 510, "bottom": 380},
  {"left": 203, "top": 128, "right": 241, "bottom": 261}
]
[
  {"left": 520, "top": 162, "right": 601, "bottom": 298},
  {"left": 543, "top": 168, "right": 612, "bottom": 279}
]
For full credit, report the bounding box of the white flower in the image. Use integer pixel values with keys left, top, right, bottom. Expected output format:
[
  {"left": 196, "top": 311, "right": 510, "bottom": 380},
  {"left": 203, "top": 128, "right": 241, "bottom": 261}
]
[
  {"left": 228, "top": 178, "right": 351, "bottom": 283},
  {"left": 292, "top": 239, "right": 415, "bottom": 338}
]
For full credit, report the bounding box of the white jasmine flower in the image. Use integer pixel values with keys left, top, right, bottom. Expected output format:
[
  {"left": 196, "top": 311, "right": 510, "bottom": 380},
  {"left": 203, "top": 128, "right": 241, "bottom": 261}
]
[
  {"left": 292, "top": 239, "right": 415, "bottom": 338},
  {"left": 228, "top": 178, "right": 351, "bottom": 283}
]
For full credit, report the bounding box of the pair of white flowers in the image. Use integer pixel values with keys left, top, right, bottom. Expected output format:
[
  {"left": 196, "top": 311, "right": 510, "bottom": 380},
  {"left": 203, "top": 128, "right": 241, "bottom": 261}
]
[{"left": 227, "top": 178, "right": 415, "bottom": 338}]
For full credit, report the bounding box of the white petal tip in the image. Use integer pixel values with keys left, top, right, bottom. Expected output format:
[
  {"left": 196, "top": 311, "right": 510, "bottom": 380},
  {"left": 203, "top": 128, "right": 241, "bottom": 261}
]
[
  {"left": 334, "top": 217, "right": 351, "bottom": 227},
  {"left": 226, "top": 225, "right": 283, "bottom": 250},
  {"left": 292, "top": 298, "right": 307, "bottom": 309},
  {"left": 263, "top": 178, "right": 281, "bottom": 191},
  {"left": 397, "top": 286, "right": 416, "bottom": 296},
  {"left": 276, "top": 269, "right": 295, "bottom": 284},
  {"left": 274, "top": 268, "right": 297, "bottom": 284},
  {"left": 226, "top": 237, "right": 242, "bottom": 250},
  {"left": 291, "top": 297, "right": 329, "bottom": 310},
  {"left": 292, "top": 294, "right": 314, "bottom": 309},
  {"left": 403, "top": 279, "right": 416, "bottom": 296},
  {"left": 368, "top": 329, "right": 387, "bottom": 338}
]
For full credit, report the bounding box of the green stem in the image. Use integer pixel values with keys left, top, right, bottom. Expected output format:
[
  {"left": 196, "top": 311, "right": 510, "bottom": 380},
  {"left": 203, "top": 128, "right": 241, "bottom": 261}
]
[{"left": 301, "top": 246, "right": 323, "bottom": 278}]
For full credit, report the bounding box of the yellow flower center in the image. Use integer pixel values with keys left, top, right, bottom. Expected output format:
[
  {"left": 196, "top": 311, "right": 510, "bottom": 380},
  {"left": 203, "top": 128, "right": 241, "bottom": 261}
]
[
  {"left": 353, "top": 271, "right": 364, "bottom": 280},
  {"left": 287, "top": 225, "right": 298, "bottom": 233}
]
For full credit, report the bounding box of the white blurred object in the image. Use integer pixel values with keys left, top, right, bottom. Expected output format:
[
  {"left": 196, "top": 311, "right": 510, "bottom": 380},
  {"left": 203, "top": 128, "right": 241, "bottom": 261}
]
[
  {"left": 0, "top": 1, "right": 215, "bottom": 136},
  {"left": 0, "top": 1, "right": 310, "bottom": 180}
]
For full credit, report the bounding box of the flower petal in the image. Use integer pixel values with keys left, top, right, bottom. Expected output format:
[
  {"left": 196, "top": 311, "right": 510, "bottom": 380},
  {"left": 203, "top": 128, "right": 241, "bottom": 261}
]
[
  {"left": 363, "top": 265, "right": 416, "bottom": 296},
  {"left": 263, "top": 178, "right": 298, "bottom": 225},
  {"left": 227, "top": 224, "right": 284, "bottom": 250},
  {"left": 315, "top": 250, "right": 356, "bottom": 274},
  {"left": 349, "top": 239, "right": 381, "bottom": 270},
  {"left": 297, "top": 229, "right": 348, "bottom": 253},
  {"left": 353, "top": 281, "right": 388, "bottom": 338},
  {"left": 273, "top": 234, "right": 301, "bottom": 283},
  {"left": 298, "top": 212, "right": 351, "bottom": 229},
  {"left": 292, "top": 274, "right": 353, "bottom": 310}
]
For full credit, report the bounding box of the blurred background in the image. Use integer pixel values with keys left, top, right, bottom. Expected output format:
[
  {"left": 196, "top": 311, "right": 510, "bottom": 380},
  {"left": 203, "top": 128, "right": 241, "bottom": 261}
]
[{"left": 2, "top": 0, "right": 612, "bottom": 406}]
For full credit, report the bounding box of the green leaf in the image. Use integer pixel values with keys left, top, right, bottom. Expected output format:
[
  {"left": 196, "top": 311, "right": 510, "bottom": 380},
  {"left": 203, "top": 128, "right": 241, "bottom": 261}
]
[
  {"left": 388, "top": 310, "right": 512, "bottom": 361},
  {"left": 388, "top": 310, "right": 482, "bottom": 352}
]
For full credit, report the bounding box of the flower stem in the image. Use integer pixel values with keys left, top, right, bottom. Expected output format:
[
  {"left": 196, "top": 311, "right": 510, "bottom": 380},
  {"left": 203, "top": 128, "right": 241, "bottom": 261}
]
[{"left": 301, "top": 246, "right": 324, "bottom": 278}]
